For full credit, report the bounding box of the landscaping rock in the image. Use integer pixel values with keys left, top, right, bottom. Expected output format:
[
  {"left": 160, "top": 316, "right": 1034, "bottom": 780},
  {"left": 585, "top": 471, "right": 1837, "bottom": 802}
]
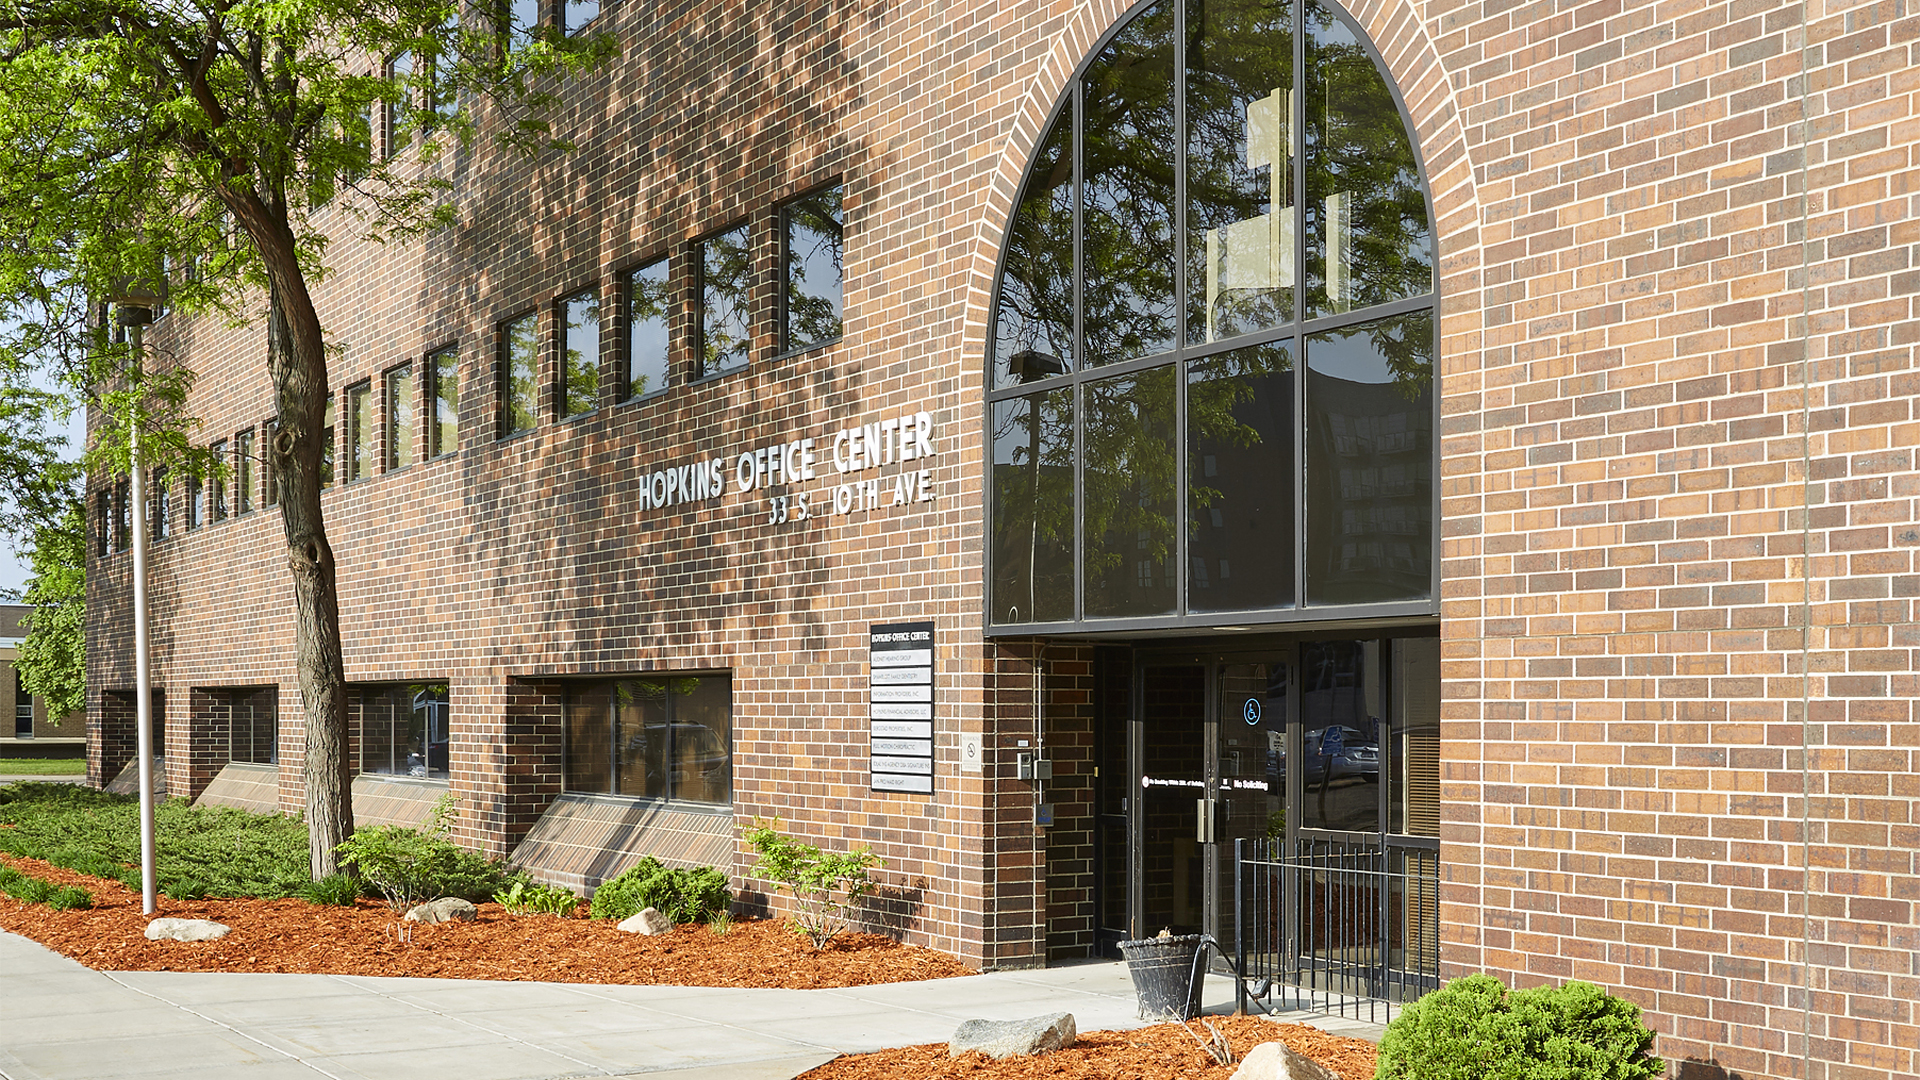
[
  {"left": 144, "top": 918, "right": 230, "bottom": 942},
  {"left": 617, "top": 907, "right": 673, "bottom": 935},
  {"left": 1230, "top": 1041, "right": 1341, "bottom": 1080},
  {"left": 403, "top": 897, "right": 478, "bottom": 924},
  {"left": 948, "top": 1012, "right": 1077, "bottom": 1059}
]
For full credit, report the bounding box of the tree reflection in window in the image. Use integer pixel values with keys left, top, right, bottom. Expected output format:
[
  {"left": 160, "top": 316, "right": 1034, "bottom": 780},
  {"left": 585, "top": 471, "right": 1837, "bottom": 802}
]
[
  {"left": 992, "top": 104, "right": 1075, "bottom": 390},
  {"left": 698, "top": 224, "right": 752, "bottom": 378}
]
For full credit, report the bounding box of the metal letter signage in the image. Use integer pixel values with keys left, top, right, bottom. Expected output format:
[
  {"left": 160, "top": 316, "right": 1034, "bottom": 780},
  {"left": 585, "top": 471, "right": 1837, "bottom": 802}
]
[{"left": 869, "top": 621, "right": 935, "bottom": 794}]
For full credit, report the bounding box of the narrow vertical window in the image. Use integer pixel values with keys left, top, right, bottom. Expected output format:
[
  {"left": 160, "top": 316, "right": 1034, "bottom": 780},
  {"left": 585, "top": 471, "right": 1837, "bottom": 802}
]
[
  {"left": 384, "top": 53, "right": 412, "bottom": 158},
  {"left": 234, "top": 430, "right": 254, "bottom": 514},
  {"left": 263, "top": 420, "right": 280, "bottom": 506},
  {"left": 563, "top": 0, "right": 599, "bottom": 34},
  {"left": 386, "top": 363, "right": 415, "bottom": 470},
  {"left": 430, "top": 347, "right": 459, "bottom": 457},
  {"left": 187, "top": 472, "right": 205, "bottom": 529},
  {"left": 561, "top": 289, "right": 600, "bottom": 417},
  {"left": 345, "top": 381, "right": 373, "bottom": 481},
  {"left": 697, "top": 223, "right": 752, "bottom": 378},
  {"left": 208, "top": 441, "right": 229, "bottom": 522},
  {"left": 320, "top": 392, "right": 336, "bottom": 488},
  {"left": 151, "top": 469, "right": 171, "bottom": 541},
  {"left": 505, "top": 0, "right": 541, "bottom": 46},
  {"left": 501, "top": 314, "right": 539, "bottom": 436},
  {"left": 95, "top": 489, "right": 110, "bottom": 554},
  {"left": 781, "top": 186, "right": 844, "bottom": 352},
  {"left": 113, "top": 479, "right": 131, "bottom": 549},
  {"left": 625, "top": 259, "right": 670, "bottom": 399}
]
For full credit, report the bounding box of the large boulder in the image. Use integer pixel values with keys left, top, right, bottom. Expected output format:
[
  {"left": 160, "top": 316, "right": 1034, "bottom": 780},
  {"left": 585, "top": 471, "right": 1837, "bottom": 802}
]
[
  {"left": 949, "top": 1013, "right": 1077, "bottom": 1059},
  {"left": 403, "top": 897, "right": 478, "bottom": 924},
  {"left": 617, "top": 907, "right": 673, "bottom": 935},
  {"left": 1231, "top": 1041, "right": 1340, "bottom": 1080},
  {"left": 144, "top": 918, "right": 230, "bottom": 942}
]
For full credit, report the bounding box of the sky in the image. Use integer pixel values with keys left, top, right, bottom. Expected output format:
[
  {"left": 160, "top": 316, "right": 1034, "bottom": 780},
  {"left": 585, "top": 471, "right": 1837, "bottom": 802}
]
[{"left": 0, "top": 369, "right": 86, "bottom": 598}]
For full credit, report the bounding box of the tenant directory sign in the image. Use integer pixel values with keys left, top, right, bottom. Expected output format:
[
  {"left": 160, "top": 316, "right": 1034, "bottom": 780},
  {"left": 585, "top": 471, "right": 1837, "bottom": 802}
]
[{"left": 869, "top": 621, "right": 934, "bottom": 793}]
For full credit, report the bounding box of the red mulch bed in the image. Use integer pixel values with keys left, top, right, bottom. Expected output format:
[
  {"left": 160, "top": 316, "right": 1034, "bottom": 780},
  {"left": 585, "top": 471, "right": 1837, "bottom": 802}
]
[
  {"left": 799, "top": 1015, "right": 1379, "bottom": 1080},
  {"left": 0, "top": 851, "right": 971, "bottom": 987}
]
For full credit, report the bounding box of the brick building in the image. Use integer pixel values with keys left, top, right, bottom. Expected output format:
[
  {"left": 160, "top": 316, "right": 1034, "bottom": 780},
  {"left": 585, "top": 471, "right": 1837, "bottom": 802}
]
[
  {"left": 2, "top": 604, "right": 83, "bottom": 751},
  {"left": 86, "top": 1, "right": 1918, "bottom": 1078}
]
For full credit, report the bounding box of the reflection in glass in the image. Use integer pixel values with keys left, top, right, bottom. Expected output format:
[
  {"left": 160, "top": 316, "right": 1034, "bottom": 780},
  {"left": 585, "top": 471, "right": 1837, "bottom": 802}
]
[
  {"left": 1305, "top": 313, "right": 1432, "bottom": 604},
  {"left": 502, "top": 314, "right": 538, "bottom": 435},
  {"left": 564, "top": 0, "right": 599, "bottom": 35},
  {"left": 669, "top": 676, "right": 732, "bottom": 806},
  {"left": 698, "top": 224, "right": 752, "bottom": 377},
  {"left": 1187, "top": 0, "right": 1295, "bottom": 342},
  {"left": 211, "top": 439, "right": 231, "bottom": 517},
  {"left": 1297, "top": 639, "right": 1380, "bottom": 832},
  {"left": 346, "top": 383, "right": 372, "bottom": 482},
  {"left": 385, "top": 365, "right": 414, "bottom": 470},
  {"left": 359, "top": 683, "right": 450, "bottom": 780},
  {"left": 1188, "top": 343, "right": 1295, "bottom": 611},
  {"left": 235, "top": 430, "right": 255, "bottom": 512},
  {"left": 430, "top": 347, "right": 458, "bottom": 457},
  {"left": 562, "top": 289, "right": 599, "bottom": 416},
  {"left": 573, "top": 676, "right": 732, "bottom": 804},
  {"left": 990, "top": 389, "right": 1075, "bottom": 624},
  {"left": 992, "top": 103, "right": 1075, "bottom": 389},
  {"left": 320, "top": 392, "right": 334, "bottom": 486},
  {"left": 1085, "top": 366, "right": 1177, "bottom": 617},
  {"left": 784, "top": 187, "right": 844, "bottom": 351},
  {"left": 564, "top": 683, "right": 613, "bottom": 793},
  {"left": 613, "top": 680, "right": 668, "bottom": 799},
  {"left": 229, "top": 688, "right": 277, "bottom": 765},
  {"left": 1389, "top": 637, "right": 1439, "bottom": 837},
  {"left": 1305, "top": 0, "right": 1431, "bottom": 318},
  {"left": 1082, "top": 1, "right": 1177, "bottom": 365},
  {"left": 1216, "top": 659, "right": 1288, "bottom": 956},
  {"left": 626, "top": 260, "right": 670, "bottom": 398}
]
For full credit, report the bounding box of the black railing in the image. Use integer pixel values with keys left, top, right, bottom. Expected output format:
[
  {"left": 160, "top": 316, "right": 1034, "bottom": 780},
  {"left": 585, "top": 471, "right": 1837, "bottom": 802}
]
[{"left": 1233, "top": 835, "right": 1440, "bottom": 1023}]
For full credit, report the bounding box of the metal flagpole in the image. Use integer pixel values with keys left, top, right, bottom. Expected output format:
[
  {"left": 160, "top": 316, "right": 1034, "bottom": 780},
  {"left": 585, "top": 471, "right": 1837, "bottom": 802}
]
[{"left": 119, "top": 297, "right": 159, "bottom": 916}]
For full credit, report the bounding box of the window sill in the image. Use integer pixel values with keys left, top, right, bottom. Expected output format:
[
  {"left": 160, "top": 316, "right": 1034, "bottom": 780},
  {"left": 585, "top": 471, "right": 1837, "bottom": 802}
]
[
  {"left": 771, "top": 335, "right": 843, "bottom": 364},
  {"left": 555, "top": 790, "right": 734, "bottom": 816}
]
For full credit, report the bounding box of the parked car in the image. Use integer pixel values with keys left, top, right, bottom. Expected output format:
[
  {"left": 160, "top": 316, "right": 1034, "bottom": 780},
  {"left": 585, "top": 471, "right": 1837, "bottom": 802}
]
[{"left": 1305, "top": 725, "right": 1380, "bottom": 784}]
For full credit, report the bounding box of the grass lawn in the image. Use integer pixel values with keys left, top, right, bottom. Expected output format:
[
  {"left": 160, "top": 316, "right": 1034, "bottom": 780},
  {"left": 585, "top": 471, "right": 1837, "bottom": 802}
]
[{"left": 0, "top": 758, "right": 87, "bottom": 775}]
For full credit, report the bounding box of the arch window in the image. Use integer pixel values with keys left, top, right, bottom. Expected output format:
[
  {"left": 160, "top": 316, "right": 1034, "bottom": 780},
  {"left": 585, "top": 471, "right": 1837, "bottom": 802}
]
[{"left": 988, "top": 0, "right": 1436, "bottom": 631}]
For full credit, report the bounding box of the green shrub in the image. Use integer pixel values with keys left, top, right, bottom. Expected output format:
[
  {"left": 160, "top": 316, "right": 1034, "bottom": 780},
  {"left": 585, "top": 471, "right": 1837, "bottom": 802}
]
[
  {"left": 45, "top": 885, "right": 92, "bottom": 911},
  {"left": 162, "top": 876, "right": 209, "bottom": 901},
  {"left": 298, "top": 873, "right": 364, "bottom": 906},
  {"left": 51, "top": 848, "right": 123, "bottom": 881},
  {"left": 588, "top": 857, "right": 732, "bottom": 925},
  {"left": 1375, "top": 974, "right": 1664, "bottom": 1080},
  {"left": 742, "top": 818, "right": 882, "bottom": 949},
  {"left": 0, "top": 863, "right": 79, "bottom": 908},
  {"left": 335, "top": 794, "right": 512, "bottom": 912},
  {"left": 495, "top": 877, "right": 583, "bottom": 917}
]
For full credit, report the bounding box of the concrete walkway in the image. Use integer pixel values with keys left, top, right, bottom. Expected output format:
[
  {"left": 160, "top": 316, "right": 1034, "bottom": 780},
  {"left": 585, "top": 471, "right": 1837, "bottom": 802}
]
[{"left": 0, "top": 930, "right": 1382, "bottom": 1080}]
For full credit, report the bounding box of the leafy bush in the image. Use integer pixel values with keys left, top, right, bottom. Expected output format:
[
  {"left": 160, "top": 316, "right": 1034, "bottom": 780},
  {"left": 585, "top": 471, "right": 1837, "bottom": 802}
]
[
  {"left": 0, "top": 783, "right": 309, "bottom": 898},
  {"left": 46, "top": 885, "right": 93, "bottom": 911},
  {"left": 1376, "top": 974, "right": 1664, "bottom": 1080},
  {"left": 299, "top": 873, "right": 364, "bottom": 906},
  {"left": 0, "top": 863, "right": 89, "bottom": 909},
  {"left": 162, "top": 876, "right": 209, "bottom": 901},
  {"left": 742, "top": 818, "right": 882, "bottom": 949},
  {"left": 335, "top": 794, "right": 512, "bottom": 912},
  {"left": 495, "top": 877, "right": 583, "bottom": 917},
  {"left": 588, "top": 856, "right": 731, "bottom": 925}
]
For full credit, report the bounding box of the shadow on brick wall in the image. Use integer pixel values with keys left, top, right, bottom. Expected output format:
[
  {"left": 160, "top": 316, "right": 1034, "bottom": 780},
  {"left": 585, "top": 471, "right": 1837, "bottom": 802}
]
[
  {"left": 862, "top": 877, "right": 926, "bottom": 940},
  {"left": 1676, "top": 1059, "right": 1746, "bottom": 1080}
]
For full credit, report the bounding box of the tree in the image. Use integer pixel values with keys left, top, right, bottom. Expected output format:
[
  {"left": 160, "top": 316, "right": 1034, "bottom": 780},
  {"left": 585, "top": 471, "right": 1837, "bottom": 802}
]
[
  {"left": 0, "top": 382, "right": 85, "bottom": 718},
  {"left": 0, "top": 2, "right": 610, "bottom": 877}
]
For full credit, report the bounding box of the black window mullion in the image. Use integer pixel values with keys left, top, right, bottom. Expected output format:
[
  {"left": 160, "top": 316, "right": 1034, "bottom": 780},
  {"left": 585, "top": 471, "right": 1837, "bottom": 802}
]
[
  {"left": 1173, "top": 0, "right": 1189, "bottom": 619},
  {"left": 664, "top": 681, "right": 677, "bottom": 803},
  {"left": 1072, "top": 80, "right": 1086, "bottom": 623},
  {"left": 1293, "top": 0, "right": 1308, "bottom": 612}
]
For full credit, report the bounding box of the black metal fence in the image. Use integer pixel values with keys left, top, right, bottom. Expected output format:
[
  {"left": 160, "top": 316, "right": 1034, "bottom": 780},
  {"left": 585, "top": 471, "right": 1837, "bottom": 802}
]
[{"left": 1232, "top": 835, "right": 1441, "bottom": 1023}]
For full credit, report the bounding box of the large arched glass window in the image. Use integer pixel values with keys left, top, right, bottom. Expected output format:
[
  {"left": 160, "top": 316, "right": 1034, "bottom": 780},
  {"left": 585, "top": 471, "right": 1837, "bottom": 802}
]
[{"left": 988, "top": 0, "right": 1435, "bottom": 631}]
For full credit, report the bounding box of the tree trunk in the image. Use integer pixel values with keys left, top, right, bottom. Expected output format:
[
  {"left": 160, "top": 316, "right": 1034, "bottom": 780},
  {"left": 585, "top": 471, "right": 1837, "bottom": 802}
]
[{"left": 230, "top": 188, "right": 354, "bottom": 879}]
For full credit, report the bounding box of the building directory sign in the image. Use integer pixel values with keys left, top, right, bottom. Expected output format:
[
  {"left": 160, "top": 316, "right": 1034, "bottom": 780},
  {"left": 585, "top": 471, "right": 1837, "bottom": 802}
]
[{"left": 869, "top": 621, "right": 934, "bottom": 794}]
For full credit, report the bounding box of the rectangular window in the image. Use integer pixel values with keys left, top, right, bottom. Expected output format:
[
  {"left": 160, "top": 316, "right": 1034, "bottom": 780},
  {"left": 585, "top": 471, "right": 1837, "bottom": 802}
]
[
  {"left": 564, "top": 674, "right": 732, "bottom": 805},
  {"left": 357, "top": 683, "right": 451, "bottom": 780},
  {"left": 13, "top": 670, "right": 31, "bottom": 738},
  {"left": 782, "top": 185, "right": 844, "bottom": 352},
  {"left": 187, "top": 471, "right": 205, "bottom": 529},
  {"left": 384, "top": 53, "right": 412, "bottom": 157},
  {"left": 430, "top": 347, "right": 459, "bottom": 457},
  {"left": 563, "top": 0, "right": 600, "bottom": 34},
  {"left": 345, "top": 381, "right": 373, "bottom": 482},
  {"left": 208, "top": 442, "right": 229, "bottom": 522},
  {"left": 500, "top": 313, "right": 539, "bottom": 436},
  {"left": 151, "top": 468, "right": 170, "bottom": 541},
  {"left": 112, "top": 480, "right": 130, "bottom": 550},
  {"left": 229, "top": 688, "right": 278, "bottom": 765},
  {"left": 626, "top": 258, "right": 670, "bottom": 399},
  {"left": 263, "top": 420, "right": 280, "bottom": 506},
  {"left": 386, "top": 363, "right": 415, "bottom": 470},
  {"left": 505, "top": 0, "right": 541, "bottom": 46},
  {"left": 321, "top": 393, "right": 336, "bottom": 488},
  {"left": 696, "top": 224, "right": 752, "bottom": 378},
  {"left": 95, "top": 489, "right": 110, "bottom": 555},
  {"left": 234, "top": 430, "right": 254, "bottom": 514},
  {"left": 561, "top": 289, "right": 599, "bottom": 416}
]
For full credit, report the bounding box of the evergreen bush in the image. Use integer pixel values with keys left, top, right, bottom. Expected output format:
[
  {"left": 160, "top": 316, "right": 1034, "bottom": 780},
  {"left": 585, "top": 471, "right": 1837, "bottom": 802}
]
[
  {"left": 1376, "top": 974, "right": 1664, "bottom": 1080},
  {"left": 335, "top": 794, "right": 512, "bottom": 912},
  {"left": 588, "top": 856, "right": 731, "bottom": 924}
]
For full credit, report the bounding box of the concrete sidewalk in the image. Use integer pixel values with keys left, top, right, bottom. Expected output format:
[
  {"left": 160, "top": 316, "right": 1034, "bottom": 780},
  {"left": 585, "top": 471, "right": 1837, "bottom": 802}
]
[{"left": 0, "top": 930, "right": 1382, "bottom": 1080}]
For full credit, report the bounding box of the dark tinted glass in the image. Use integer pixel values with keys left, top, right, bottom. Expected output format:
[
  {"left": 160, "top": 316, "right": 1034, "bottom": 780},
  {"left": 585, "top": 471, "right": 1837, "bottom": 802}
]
[
  {"left": 321, "top": 393, "right": 334, "bottom": 487},
  {"left": 502, "top": 314, "right": 538, "bottom": 434},
  {"left": 235, "top": 430, "right": 255, "bottom": 512},
  {"left": 698, "top": 224, "right": 752, "bottom": 377},
  {"left": 784, "top": 187, "right": 843, "bottom": 351},
  {"left": 1304, "top": 0, "right": 1430, "bottom": 318},
  {"left": 564, "top": 683, "right": 613, "bottom": 793},
  {"left": 1084, "top": 365, "right": 1178, "bottom": 617},
  {"left": 210, "top": 441, "right": 230, "bottom": 518},
  {"left": 1297, "top": 638, "right": 1380, "bottom": 832},
  {"left": 563, "top": 290, "right": 599, "bottom": 416},
  {"left": 613, "top": 680, "right": 669, "bottom": 799},
  {"left": 1187, "top": 0, "right": 1295, "bottom": 343},
  {"left": 1304, "top": 311, "right": 1432, "bottom": 604},
  {"left": 989, "top": 389, "right": 1075, "bottom": 624},
  {"left": 1389, "top": 637, "right": 1439, "bottom": 837},
  {"left": 671, "top": 675, "right": 732, "bottom": 806},
  {"left": 230, "top": 688, "right": 277, "bottom": 765},
  {"left": 1188, "top": 342, "right": 1295, "bottom": 611},
  {"left": 991, "top": 103, "right": 1074, "bottom": 390},
  {"left": 1081, "top": 1, "right": 1177, "bottom": 365},
  {"left": 345, "top": 382, "right": 371, "bottom": 481},
  {"left": 626, "top": 260, "right": 670, "bottom": 398}
]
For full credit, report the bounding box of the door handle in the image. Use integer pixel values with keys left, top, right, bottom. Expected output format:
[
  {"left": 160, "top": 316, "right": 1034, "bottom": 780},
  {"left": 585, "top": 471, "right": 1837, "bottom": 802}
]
[{"left": 1196, "top": 797, "right": 1216, "bottom": 844}]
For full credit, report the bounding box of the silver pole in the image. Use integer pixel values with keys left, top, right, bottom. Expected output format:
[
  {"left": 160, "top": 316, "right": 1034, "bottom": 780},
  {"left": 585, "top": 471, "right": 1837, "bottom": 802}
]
[{"left": 127, "top": 316, "right": 157, "bottom": 916}]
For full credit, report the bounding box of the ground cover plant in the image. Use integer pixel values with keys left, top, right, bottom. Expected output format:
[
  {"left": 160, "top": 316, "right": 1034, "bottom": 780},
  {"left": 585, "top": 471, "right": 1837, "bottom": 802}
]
[
  {"left": 0, "top": 758, "right": 86, "bottom": 775},
  {"left": 334, "top": 794, "right": 512, "bottom": 911},
  {"left": 1374, "top": 974, "right": 1663, "bottom": 1080},
  {"left": 0, "top": 861, "right": 91, "bottom": 910},
  {"left": 495, "top": 878, "right": 583, "bottom": 917},
  {"left": 0, "top": 782, "right": 310, "bottom": 897},
  {"left": 743, "top": 819, "right": 883, "bottom": 948},
  {"left": 587, "top": 856, "right": 730, "bottom": 924}
]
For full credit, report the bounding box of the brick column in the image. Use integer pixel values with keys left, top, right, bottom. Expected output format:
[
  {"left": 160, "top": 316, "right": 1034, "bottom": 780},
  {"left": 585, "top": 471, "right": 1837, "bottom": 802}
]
[
  {"left": 452, "top": 677, "right": 563, "bottom": 861},
  {"left": 88, "top": 689, "right": 137, "bottom": 788},
  {"left": 174, "top": 687, "right": 232, "bottom": 805},
  {"left": 983, "top": 640, "right": 1049, "bottom": 970}
]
